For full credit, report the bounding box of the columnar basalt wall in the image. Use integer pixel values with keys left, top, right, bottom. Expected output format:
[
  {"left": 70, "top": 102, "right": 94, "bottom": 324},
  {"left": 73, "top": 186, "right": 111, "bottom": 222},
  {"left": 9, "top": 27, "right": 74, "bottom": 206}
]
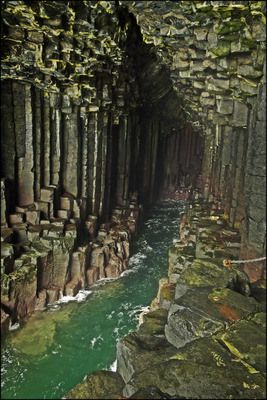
[
  {"left": 126, "top": 0, "right": 266, "bottom": 277},
  {"left": 0, "top": 1, "right": 266, "bottom": 328},
  {"left": 0, "top": 1, "right": 203, "bottom": 329}
]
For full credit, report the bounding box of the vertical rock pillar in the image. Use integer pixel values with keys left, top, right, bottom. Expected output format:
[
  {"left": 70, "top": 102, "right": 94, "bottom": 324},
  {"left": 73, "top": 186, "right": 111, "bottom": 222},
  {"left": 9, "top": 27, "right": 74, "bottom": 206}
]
[
  {"left": 1, "top": 180, "right": 7, "bottom": 226},
  {"left": 33, "top": 87, "right": 42, "bottom": 199},
  {"left": 88, "top": 111, "right": 99, "bottom": 215},
  {"left": 50, "top": 93, "right": 61, "bottom": 187},
  {"left": 116, "top": 114, "right": 130, "bottom": 207},
  {"left": 80, "top": 108, "right": 89, "bottom": 199},
  {"left": 62, "top": 105, "right": 79, "bottom": 197},
  {"left": 99, "top": 111, "right": 109, "bottom": 217},
  {"left": 43, "top": 92, "right": 51, "bottom": 188},
  {"left": 14, "top": 83, "right": 34, "bottom": 206}
]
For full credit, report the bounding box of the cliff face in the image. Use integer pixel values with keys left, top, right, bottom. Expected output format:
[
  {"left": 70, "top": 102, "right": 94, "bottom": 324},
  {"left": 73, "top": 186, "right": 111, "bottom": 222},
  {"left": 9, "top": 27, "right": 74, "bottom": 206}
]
[
  {"left": 0, "top": 2, "right": 266, "bottom": 327},
  {"left": 1, "top": 1, "right": 202, "bottom": 215},
  {"left": 125, "top": 0, "right": 266, "bottom": 274}
]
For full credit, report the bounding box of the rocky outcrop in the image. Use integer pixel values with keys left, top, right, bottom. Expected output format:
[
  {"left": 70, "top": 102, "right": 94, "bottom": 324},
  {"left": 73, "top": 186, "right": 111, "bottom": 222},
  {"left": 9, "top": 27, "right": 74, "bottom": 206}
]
[
  {"left": 0, "top": 200, "right": 141, "bottom": 327},
  {"left": 120, "top": 201, "right": 265, "bottom": 399},
  {"left": 0, "top": 0, "right": 266, "bottom": 385},
  {"left": 65, "top": 371, "right": 125, "bottom": 400},
  {"left": 1, "top": 0, "right": 202, "bottom": 330},
  {"left": 77, "top": 200, "right": 266, "bottom": 399}
]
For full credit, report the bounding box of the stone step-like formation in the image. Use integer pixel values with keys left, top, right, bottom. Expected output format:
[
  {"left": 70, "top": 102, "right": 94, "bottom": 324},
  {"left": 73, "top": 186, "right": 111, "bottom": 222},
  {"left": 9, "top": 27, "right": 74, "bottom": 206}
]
[
  {"left": 70, "top": 199, "right": 266, "bottom": 399},
  {"left": 0, "top": 198, "right": 141, "bottom": 324}
]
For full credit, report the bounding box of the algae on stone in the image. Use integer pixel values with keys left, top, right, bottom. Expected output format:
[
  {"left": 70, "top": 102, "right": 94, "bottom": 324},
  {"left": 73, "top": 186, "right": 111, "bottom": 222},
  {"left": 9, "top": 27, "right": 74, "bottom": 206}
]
[{"left": 65, "top": 371, "right": 124, "bottom": 399}]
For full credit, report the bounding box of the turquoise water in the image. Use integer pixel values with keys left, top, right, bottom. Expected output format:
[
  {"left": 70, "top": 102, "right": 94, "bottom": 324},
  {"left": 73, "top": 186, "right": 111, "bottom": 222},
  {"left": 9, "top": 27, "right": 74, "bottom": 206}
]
[{"left": 1, "top": 200, "right": 184, "bottom": 399}]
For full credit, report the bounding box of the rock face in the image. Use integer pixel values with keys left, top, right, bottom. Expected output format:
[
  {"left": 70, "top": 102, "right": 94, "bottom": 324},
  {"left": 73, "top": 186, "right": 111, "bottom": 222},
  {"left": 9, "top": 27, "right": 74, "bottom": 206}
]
[
  {"left": 126, "top": 0, "right": 266, "bottom": 276},
  {"left": 1, "top": 0, "right": 204, "bottom": 330},
  {"left": 0, "top": 0, "right": 265, "bottom": 285},
  {"left": 0, "top": 0, "right": 266, "bottom": 384},
  {"left": 81, "top": 201, "right": 266, "bottom": 399},
  {"left": 65, "top": 371, "right": 125, "bottom": 400}
]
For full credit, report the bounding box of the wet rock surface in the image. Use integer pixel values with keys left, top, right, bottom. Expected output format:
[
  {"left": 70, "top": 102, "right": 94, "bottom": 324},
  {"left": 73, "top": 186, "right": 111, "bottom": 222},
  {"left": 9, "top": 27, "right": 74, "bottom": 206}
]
[
  {"left": 123, "top": 338, "right": 265, "bottom": 399},
  {"left": 0, "top": 0, "right": 266, "bottom": 397},
  {"left": 166, "top": 286, "right": 262, "bottom": 350},
  {"left": 65, "top": 371, "right": 125, "bottom": 400},
  {"left": 80, "top": 200, "right": 266, "bottom": 399},
  {"left": 1, "top": 202, "right": 140, "bottom": 331}
]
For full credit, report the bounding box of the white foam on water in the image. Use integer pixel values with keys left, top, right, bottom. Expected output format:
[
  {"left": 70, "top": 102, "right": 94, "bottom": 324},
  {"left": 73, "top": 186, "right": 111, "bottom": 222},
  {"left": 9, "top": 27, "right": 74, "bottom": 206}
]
[
  {"left": 9, "top": 322, "right": 20, "bottom": 331},
  {"left": 56, "top": 289, "right": 92, "bottom": 305},
  {"left": 107, "top": 310, "right": 115, "bottom": 319},
  {"left": 75, "top": 290, "right": 92, "bottom": 302},
  {"left": 93, "top": 277, "right": 117, "bottom": 288},
  {"left": 113, "top": 327, "right": 119, "bottom": 336},
  {"left": 128, "top": 305, "right": 150, "bottom": 320},
  {"left": 129, "top": 252, "right": 147, "bottom": 266},
  {"left": 120, "top": 268, "right": 134, "bottom": 277},
  {"left": 90, "top": 335, "right": 103, "bottom": 349},
  {"left": 109, "top": 359, "right": 117, "bottom": 372},
  {"left": 138, "top": 306, "right": 151, "bottom": 326}
]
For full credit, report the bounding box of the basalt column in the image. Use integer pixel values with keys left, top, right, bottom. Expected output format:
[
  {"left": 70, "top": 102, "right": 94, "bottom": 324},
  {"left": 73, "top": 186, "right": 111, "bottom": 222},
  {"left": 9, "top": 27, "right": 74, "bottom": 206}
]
[
  {"left": 14, "top": 83, "right": 35, "bottom": 207},
  {"left": 116, "top": 115, "right": 131, "bottom": 207},
  {"left": 126, "top": 0, "right": 266, "bottom": 279}
]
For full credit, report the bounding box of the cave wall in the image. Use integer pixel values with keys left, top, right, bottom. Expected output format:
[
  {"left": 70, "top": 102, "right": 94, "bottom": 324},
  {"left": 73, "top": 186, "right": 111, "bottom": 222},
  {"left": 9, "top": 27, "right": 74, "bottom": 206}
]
[
  {"left": 126, "top": 0, "right": 266, "bottom": 271},
  {"left": 0, "top": 1, "right": 203, "bottom": 323},
  {"left": 0, "top": 0, "right": 266, "bottom": 323},
  {"left": 1, "top": 1, "right": 202, "bottom": 221}
]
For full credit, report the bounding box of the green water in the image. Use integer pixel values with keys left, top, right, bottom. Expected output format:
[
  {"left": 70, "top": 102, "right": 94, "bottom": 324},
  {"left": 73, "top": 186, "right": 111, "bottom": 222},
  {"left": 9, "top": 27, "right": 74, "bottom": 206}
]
[{"left": 1, "top": 200, "right": 184, "bottom": 399}]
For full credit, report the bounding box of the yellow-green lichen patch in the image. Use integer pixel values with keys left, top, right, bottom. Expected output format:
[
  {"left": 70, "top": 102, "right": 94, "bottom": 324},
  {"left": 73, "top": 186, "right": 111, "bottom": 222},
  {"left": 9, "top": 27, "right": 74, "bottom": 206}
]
[{"left": 216, "top": 315, "right": 266, "bottom": 374}]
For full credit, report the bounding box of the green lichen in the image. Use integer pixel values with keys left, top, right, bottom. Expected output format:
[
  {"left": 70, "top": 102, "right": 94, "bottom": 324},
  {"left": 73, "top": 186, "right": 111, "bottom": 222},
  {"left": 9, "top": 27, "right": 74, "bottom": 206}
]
[
  {"left": 211, "top": 351, "right": 226, "bottom": 367},
  {"left": 221, "top": 336, "right": 260, "bottom": 374},
  {"left": 169, "top": 353, "right": 187, "bottom": 361},
  {"left": 216, "top": 20, "right": 244, "bottom": 35}
]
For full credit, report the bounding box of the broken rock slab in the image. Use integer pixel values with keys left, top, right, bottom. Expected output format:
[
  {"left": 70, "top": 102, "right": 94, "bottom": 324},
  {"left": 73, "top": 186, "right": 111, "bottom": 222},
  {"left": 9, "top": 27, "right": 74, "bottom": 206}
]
[{"left": 65, "top": 371, "right": 125, "bottom": 399}]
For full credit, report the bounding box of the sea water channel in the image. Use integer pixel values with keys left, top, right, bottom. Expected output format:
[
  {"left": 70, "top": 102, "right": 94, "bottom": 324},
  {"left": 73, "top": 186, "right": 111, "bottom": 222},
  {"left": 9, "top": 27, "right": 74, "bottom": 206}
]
[{"left": 1, "top": 200, "right": 185, "bottom": 399}]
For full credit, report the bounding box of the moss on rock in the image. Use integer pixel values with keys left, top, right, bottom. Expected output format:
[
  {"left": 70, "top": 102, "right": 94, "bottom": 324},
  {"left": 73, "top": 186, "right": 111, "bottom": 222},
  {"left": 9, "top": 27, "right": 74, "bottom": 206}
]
[{"left": 65, "top": 371, "right": 124, "bottom": 399}]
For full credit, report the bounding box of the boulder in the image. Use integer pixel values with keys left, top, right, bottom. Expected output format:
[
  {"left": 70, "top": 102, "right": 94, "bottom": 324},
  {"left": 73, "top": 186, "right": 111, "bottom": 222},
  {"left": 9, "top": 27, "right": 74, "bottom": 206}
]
[
  {"left": 129, "top": 387, "right": 178, "bottom": 399},
  {"left": 123, "top": 334, "right": 266, "bottom": 399},
  {"left": 117, "top": 331, "right": 176, "bottom": 385},
  {"left": 65, "top": 371, "right": 125, "bottom": 399},
  {"left": 165, "top": 287, "right": 262, "bottom": 349},
  {"left": 216, "top": 312, "right": 266, "bottom": 375},
  {"left": 175, "top": 258, "right": 251, "bottom": 299},
  {"left": 117, "top": 308, "right": 171, "bottom": 383}
]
